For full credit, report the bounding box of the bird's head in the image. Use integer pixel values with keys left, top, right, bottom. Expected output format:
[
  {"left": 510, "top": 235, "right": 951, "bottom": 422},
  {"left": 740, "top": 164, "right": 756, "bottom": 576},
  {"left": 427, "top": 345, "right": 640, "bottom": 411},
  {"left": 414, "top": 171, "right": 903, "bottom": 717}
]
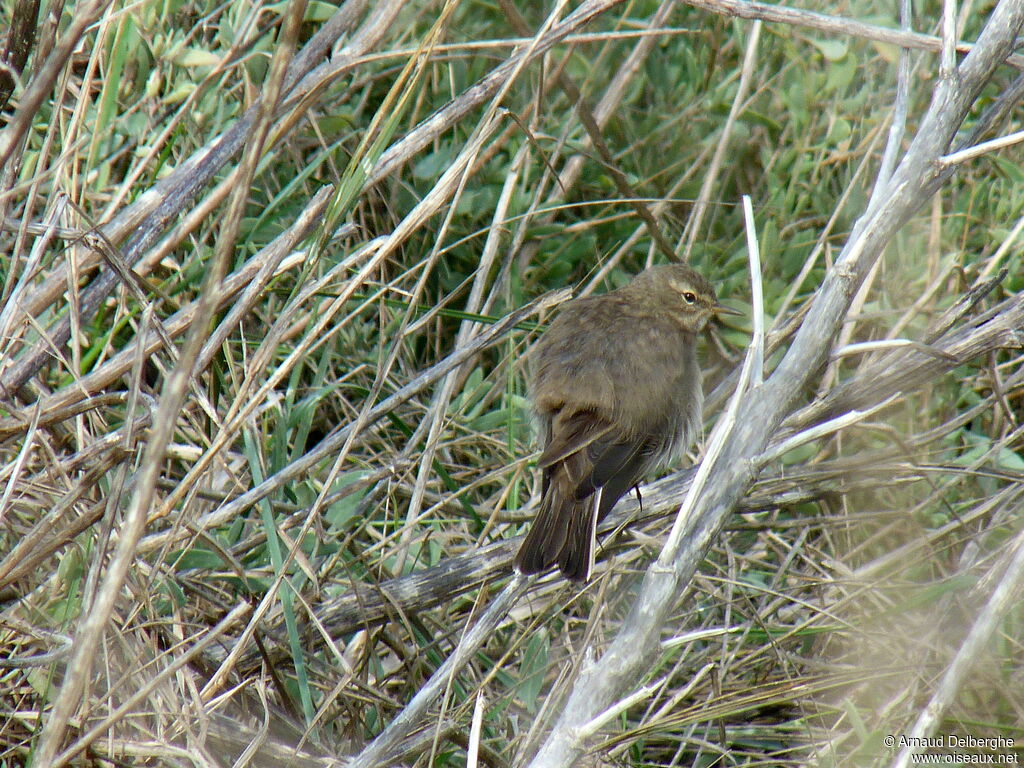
[{"left": 634, "top": 264, "right": 740, "bottom": 334}]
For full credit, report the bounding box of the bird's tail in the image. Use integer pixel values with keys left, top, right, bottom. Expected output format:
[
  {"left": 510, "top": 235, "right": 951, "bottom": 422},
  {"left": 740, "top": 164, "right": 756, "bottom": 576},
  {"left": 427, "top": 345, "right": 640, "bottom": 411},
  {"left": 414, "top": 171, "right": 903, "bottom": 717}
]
[{"left": 515, "top": 486, "right": 599, "bottom": 582}]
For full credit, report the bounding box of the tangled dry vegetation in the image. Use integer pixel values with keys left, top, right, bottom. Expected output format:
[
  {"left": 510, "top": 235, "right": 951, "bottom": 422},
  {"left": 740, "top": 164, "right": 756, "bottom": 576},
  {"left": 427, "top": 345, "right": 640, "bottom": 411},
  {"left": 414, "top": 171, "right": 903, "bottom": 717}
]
[{"left": 1, "top": 0, "right": 1023, "bottom": 766}]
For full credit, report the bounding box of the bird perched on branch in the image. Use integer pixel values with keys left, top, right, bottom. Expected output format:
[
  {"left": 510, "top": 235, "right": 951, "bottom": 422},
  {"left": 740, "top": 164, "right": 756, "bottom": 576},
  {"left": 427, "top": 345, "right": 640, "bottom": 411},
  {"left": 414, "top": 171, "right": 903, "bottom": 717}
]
[{"left": 515, "top": 263, "right": 738, "bottom": 581}]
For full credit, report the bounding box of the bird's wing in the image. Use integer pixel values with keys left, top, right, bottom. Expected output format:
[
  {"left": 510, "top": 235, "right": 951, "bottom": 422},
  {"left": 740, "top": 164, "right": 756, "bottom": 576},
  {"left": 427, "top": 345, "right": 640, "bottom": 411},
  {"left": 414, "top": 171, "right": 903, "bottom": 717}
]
[
  {"left": 536, "top": 410, "right": 614, "bottom": 472},
  {"left": 589, "top": 436, "right": 660, "bottom": 520},
  {"left": 541, "top": 409, "right": 658, "bottom": 512}
]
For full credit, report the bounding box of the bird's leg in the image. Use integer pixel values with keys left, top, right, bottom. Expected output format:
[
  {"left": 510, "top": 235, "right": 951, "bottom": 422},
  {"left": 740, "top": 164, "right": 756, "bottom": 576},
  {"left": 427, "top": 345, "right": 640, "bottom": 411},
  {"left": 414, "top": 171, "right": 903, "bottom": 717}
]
[{"left": 633, "top": 484, "right": 643, "bottom": 513}]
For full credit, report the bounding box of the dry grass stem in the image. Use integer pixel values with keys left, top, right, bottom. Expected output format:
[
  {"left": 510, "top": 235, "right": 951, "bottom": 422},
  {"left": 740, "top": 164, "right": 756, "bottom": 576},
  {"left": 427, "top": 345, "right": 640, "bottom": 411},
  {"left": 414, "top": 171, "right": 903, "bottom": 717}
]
[{"left": 2, "top": 0, "right": 1022, "bottom": 765}]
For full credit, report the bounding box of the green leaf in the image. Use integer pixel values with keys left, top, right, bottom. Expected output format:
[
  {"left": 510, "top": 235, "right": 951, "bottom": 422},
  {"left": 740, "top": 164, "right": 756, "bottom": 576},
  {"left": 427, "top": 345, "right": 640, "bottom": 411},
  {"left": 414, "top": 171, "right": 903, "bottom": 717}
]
[
  {"left": 326, "top": 471, "right": 372, "bottom": 530},
  {"left": 517, "top": 628, "right": 550, "bottom": 712},
  {"left": 808, "top": 38, "right": 848, "bottom": 62},
  {"left": 173, "top": 48, "right": 222, "bottom": 68},
  {"left": 169, "top": 548, "right": 225, "bottom": 570}
]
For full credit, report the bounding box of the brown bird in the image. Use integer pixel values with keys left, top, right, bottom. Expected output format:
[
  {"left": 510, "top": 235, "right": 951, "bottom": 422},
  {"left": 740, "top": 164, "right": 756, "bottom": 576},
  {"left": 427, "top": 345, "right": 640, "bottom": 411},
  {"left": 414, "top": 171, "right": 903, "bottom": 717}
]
[{"left": 515, "top": 264, "right": 737, "bottom": 581}]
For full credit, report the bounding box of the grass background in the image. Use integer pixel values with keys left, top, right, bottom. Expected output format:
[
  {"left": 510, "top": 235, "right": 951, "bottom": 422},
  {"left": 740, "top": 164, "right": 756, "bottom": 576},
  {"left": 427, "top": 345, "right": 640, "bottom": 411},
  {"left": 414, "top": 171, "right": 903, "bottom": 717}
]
[{"left": 1, "top": 0, "right": 1023, "bottom": 765}]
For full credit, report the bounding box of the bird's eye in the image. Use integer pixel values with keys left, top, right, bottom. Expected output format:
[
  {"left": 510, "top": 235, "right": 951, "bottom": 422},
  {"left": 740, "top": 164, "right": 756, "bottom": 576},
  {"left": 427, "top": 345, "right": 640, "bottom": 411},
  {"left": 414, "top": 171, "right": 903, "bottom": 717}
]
[{"left": 682, "top": 291, "right": 697, "bottom": 304}]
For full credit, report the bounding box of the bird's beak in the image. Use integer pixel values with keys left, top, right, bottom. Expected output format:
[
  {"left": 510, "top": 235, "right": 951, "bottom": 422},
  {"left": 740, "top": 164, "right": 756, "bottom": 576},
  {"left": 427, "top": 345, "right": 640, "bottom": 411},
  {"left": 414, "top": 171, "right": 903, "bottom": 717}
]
[{"left": 713, "top": 303, "right": 742, "bottom": 317}]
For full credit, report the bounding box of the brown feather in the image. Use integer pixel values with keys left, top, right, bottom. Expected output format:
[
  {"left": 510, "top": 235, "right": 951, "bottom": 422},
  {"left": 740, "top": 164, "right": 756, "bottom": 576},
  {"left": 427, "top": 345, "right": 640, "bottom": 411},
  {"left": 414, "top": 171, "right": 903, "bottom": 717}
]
[{"left": 514, "top": 264, "right": 724, "bottom": 581}]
